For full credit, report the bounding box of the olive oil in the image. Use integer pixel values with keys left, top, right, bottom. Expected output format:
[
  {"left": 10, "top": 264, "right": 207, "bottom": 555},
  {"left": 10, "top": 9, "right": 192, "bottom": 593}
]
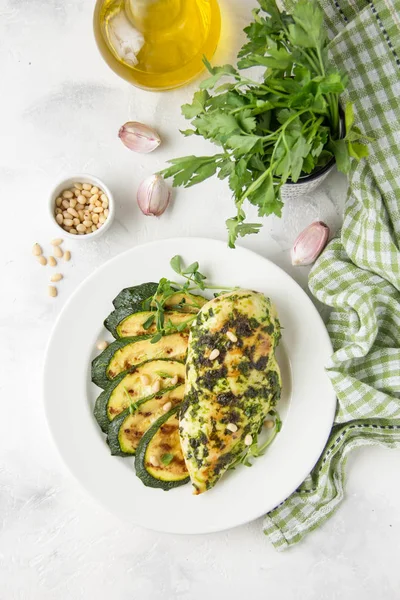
[{"left": 94, "top": 0, "right": 221, "bottom": 90}]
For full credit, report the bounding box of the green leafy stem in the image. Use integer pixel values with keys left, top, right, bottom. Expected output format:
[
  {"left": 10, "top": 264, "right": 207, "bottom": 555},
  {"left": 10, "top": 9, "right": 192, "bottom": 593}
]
[{"left": 161, "top": 0, "right": 370, "bottom": 247}]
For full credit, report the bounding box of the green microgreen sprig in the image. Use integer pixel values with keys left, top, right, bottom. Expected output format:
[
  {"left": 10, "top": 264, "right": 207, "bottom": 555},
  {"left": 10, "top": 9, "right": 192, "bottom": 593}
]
[{"left": 143, "top": 256, "right": 236, "bottom": 343}]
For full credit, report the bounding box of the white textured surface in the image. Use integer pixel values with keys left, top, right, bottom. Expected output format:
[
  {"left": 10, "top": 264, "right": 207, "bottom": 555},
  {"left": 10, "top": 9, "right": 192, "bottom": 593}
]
[{"left": 1, "top": 0, "right": 399, "bottom": 598}]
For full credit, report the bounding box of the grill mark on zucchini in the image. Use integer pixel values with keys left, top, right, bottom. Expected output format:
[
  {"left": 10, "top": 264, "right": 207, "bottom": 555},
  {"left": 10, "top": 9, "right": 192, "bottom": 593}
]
[
  {"left": 91, "top": 333, "right": 188, "bottom": 389},
  {"left": 106, "top": 385, "right": 185, "bottom": 456},
  {"left": 135, "top": 405, "right": 190, "bottom": 490},
  {"left": 93, "top": 359, "right": 185, "bottom": 432}
]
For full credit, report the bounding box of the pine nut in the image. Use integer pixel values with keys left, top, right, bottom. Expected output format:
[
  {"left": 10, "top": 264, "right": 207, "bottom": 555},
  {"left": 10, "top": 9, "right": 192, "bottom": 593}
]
[
  {"left": 55, "top": 197, "right": 62, "bottom": 207},
  {"left": 226, "top": 331, "right": 237, "bottom": 343},
  {"left": 209, "top": 348, "right": 220, "bottom": 361},
  {"left": 63, "top": 219, "right": 73, "bottom": 227},
  {"left": 92, "top": 213, "right": 99, "bottom": 224},
  {"left": 140, "top": 375, "right": 150, "bottom": 386},
  {"left": 93, "top": 206, "right": 103, "bottom": 213},
  {"left": 100, "top": 194, "right": 108, "bottom": 202},
  {"left": 97, "top": 223, "right": 103, "bottom": 229},
  {"left": 227, "top": 423, "right": 238, "bottom": 432},
  {"left": 64, "top": 226, "right": 71, "bottom": 232},
  {"left": 48, "top": 286, "right": 57, "bottom": 297},
  {"left": 99, "top": 215, "right": 106, "bottom": 224},
  {"left": 149, "top": 455, "right": 159, "bottom": 467},
  {"left": 64, "top": 250, "right": 71, "bottom": 262},
  {"left": 73, "top": 218, "right": 80, "bottom": 226},
  {"left": 51, "top": 273, "right": 63, "bottom": 282},
  {"left": 83, "top": 220, "right": 92, "bottom": 227},
  {"left": 53, "top": 246, "right": 63, "bottom": 258},
  {"left": 102, "top": 200, "right": 108, "bottom": 209},
  {"left": 62, "top": 190, "right": 73, "bottom": 199},
  {"left": 96, "top": 340, "right": 108, "bottom": 351},
  {"left": 264, "top": 420, "right": 274, "bottom": 429},
  {"left": 70, "top": 229, "right": 77, "bottom": 234},
  {"left": 73, "top": 188, "right": 81, "bottom": 197},
  {"left": 170, "top": 375, "right": 178, "bottom": 386},
  {"left": 81, "top": 190, "right": 91, "bottom": 197},
  {"left": 32, "top": 243, "right": 42, "bottom": 256},
  {"left": 37, "top": 255, "right": 47, "bottom": 266},
  {"left": 244, "top": 434, "right": 253, "bottom": 446},
  {"left": 67, "top": 207, "right": 79, "bottom": 218},
  {"left": 152, "top": 379, "right": 161, "bottom": 393},
  {"left": 63, "top": 210, "right": 70, "bottom": 219},
  {"left": 90, "top": 194, "right": 99, "bottom": 203},
  {"left": 51, "top": 238, "right": 63, "bottom": 246},
  {"left": 94, "top": 200, "right": 101, "bottom": 207},
  {"left": 91, "top": 225, "right": 97, "bottom": 232},
  {"left": 56, "top": 214, "right": 63, "bottom": 225},
  {"left": 77, "top": 195, "right": 86, "bottom": 204},
  {"left": 163, "top": 401, "right": 172, "bottom": 412},
  {"left": 82, "top": 183, "right": 91, "bottom": 191},
  {"left": 74, "top": 182, "right": 83, "bottom": 190},
  {"left": 55, "top": 208, "right": 62, "bottom": 215},
  {"left": 76, "top": 224, "right": 86, "bottom": 233},
  {"left": 48, "top": 256, "right": 57, "bottom": 267},
  {"left": 70, "top": 198, "right": 77, "bottom": 208},
  {"left": 62, "top": 199, "right": 70, "bottom": 209},
  {"left": 104, "top": 209, "right": 109, "bottom": 217},
  {"left": 90, "top": 186, "right": 99, "bottom": 194},
  {"left": 76, "top": 204, "right": 84, "bottom": 211},
  {"left": 77, "top": 210, "right": 84, "bottom": 220}
]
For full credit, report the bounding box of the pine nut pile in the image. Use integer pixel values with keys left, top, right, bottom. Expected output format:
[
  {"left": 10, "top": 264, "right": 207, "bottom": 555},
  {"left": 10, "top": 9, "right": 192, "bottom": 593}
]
[
  {"left": 32, "top": 239, "right": 71, "bottom": 298},
  {"left": 54, "top": 182, "right": 109, "bottom": 235}
]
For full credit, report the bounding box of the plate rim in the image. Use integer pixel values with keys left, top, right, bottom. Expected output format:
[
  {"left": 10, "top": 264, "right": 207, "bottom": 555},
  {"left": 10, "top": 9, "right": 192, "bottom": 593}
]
[{"left": 43, "top": 236, "right": 336, "bottom": 534}]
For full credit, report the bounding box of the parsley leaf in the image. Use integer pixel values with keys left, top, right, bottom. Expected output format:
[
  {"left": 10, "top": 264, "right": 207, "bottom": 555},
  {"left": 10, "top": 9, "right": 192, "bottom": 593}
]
[{"left": 162, "top": 0, "right": 369, "bottom": 247}]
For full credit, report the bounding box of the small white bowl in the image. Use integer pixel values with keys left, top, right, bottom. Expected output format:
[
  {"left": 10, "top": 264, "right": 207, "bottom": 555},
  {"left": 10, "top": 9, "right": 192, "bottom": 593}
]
[{"left": 49, "top": 173, "right": 115, "bottom": 241}]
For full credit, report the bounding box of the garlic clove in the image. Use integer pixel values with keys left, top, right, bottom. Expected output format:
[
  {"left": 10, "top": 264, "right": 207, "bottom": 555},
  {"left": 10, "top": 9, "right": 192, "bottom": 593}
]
[
  {"left": 137, "top": 174, "right": 171, "bottom": 217},
  {"left": 291, "top": 221, "right": 330, "bottom": 266},
  {"left": 119, "top": 121, "right": 161, "bottom": 153}
]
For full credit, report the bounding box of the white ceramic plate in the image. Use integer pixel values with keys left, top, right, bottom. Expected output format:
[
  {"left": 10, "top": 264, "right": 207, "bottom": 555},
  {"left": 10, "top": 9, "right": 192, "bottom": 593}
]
[{"left": 43, "top": 238, "right": 336, "bottom": 534}]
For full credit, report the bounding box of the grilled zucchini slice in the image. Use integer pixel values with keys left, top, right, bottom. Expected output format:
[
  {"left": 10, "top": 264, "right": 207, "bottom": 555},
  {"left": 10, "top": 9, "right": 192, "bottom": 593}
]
[
  {"left": 94, "top": 359, "right": 185, "bottom": 432},
  {"left": 135, "top": 405, "right": 189, "bottom": 490},
  {"left": 91, "top": 333, "right": 188, "bottom": 389},
  {"left": 107, "top": 385, "right": 185, "bottom": 456},
  {"left": 112, "top": 282, "right": 158, "bottom": 310},
  {"left": 105, "top": 309, "right": 192, "bottom": 339}
]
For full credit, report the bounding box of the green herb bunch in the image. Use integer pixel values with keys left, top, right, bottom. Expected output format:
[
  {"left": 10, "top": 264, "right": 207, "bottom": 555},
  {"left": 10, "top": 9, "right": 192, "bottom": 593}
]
[{"left": 162, "top": 0, "right": 368, "bottom": 247}]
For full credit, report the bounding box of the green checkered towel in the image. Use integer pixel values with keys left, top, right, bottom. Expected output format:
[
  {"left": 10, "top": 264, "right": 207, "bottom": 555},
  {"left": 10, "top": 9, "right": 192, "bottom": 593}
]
[{"left": 263, "top": 0, "right": 400, "bottom": 550}]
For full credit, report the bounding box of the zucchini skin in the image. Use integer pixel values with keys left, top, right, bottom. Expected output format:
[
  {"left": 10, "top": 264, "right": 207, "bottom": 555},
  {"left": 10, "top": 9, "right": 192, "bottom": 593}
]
[
  {"left": 91, "top": 336, "right": 150, "bottom": 389},
  {"left": 135, "top": 405, "right": 190, "bottom": 491},
  {"left": 94, "top": 372, "right": 128, "bottom": 432},
  {"left": 106, "top": 408, "right": 132, "bottom": 456},
  {"left": 104, "top": 306, "right": 142, "bottom": 339},
  {"left": 105, "top": 383, "right": 184, "bottom": 454},
  {"left": 93, "top": 359, "right": 185, "bottom": 432},
  {"left": 112, "top": 282, "right": 158, "bottom": 310}
]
